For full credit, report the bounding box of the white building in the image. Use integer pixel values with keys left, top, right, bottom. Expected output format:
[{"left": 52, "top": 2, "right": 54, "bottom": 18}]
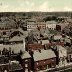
[
  {"left": 56, "top": 45, "right": 67, "bottom": 66},
  {"left": 27, "top": 20, "right": 37, "bottom": 31},
  {"left": 46, "top": 21, "right": 57, "bottom": 30},
  {"left": 54, "top": 35, "right": 62, "bottom": 40},
  {"left": 38, "top": 39, "right": 49, "bottom": 45}
]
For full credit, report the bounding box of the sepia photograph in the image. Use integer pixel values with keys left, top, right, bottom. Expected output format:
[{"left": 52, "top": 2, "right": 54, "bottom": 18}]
[{"left": 0, "top": 0, "right": 72, "bottom": 72}]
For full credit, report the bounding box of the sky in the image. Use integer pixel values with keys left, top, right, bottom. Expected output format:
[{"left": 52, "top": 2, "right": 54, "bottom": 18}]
[{"left": 0, "top": 0, "right": 72, "bottom": 12}]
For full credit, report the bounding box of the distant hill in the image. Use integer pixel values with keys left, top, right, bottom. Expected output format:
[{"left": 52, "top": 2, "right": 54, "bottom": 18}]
[{"left": 0, "top": 12, "right": 72, "bottom": 17}]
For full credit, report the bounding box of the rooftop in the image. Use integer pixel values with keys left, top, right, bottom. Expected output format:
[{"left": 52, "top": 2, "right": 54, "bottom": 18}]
[
  {"left": 21, "top": 51, "right": 31, "bottom": 59},
  {"left": 46, "top": 21, "right": 57, "bottom": 24},
  {"left": 33, "top": 49, "right": 56, "bottom": 61}
]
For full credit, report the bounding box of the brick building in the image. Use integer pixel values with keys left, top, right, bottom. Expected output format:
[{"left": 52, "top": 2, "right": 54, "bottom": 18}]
[
  {"left": 37, "top": 21, "right": 46, "bottom": 29},
  {"left": 21, "top": 51, "right": 31, "bottom": 72},
  {"left": 25, "top": 44, "right": 44, "bottom": 51},
  {"left": 33, "top": 49, "right": 56, "bottom": 71}
]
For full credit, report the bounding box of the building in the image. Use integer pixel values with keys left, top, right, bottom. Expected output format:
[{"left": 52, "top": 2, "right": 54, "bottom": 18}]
[
  {"left": 56, "top": 22, "right": 69, "bottom": 31},
  {"left": 9, "top": 61, "right": 23, "bottom": 72},
  {"left": 54, "top": 35, "right": 62, "bottom": 41},
  {"left": 54, "top": 45, "right": 67, "bottom": 66},
  {"left": 33, "top": 49, "right": 56, "bottom": 71},
  {"left": 26, "top": 44, "right": 44, "bottom": 51},
  {"left": 27, "top": 20, "right": 37, "bottom": 31},
  {"left": 21, "top": 51, "right": 31, "bottom": 72},
  {"left": 38, "top": 39, "right": 49, "bottom": 45},
  {"left": 57, "top": 16, "right": 71, "bottom": 22},
  {"left": 0, "top": 29, "right": 11, "bottom": 43},
  {"left": 37, "top": 21, "right": 46, "bottom": 29},
  {"left": 0, "top": 43, "right": 24, "bottom": 54},
  {"left": 45, "top": 42, "right": 64, "bottom": 49},
  {"left": 0, "top": 18, "right": 16, "bottom": 30},
  {"left": 9, "top": 35, "right": 23, "bottom": 44},
  {"left": 46, "top": 21, "right": 57, "bottom": 30},
  {"left": 0, "top": 56, "right": 23, "bottom": 72}
]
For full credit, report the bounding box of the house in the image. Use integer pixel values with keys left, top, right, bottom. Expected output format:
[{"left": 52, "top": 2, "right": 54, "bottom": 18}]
[
  {"left": 9, "top": 35, "right": 23, "bottom": 44},
  {"left": 38, "top": 39, "right": 49, "bottom": 45},
  {"left": 37, "top": 21, "right": 46, "bottom": 29},
  {"left": 9, "top": 61, "right": 23, "bottom": 72},
  {"left": 64, "top": 37, "right": 71, "bottom": 47},
  {"left": 46, "top": 21, "right": 57, "bottom": 30},
  {"left": 0, "top": 55, "right": 23, "bottom": 72},
  {"left": 33, "top": 49, "right": 56, "bottom": 71},
  {"left": 25, "top": 44, "right": 44, "bottom": 51},
  {"left": 21, "top": 51, "right": 31, "bottom": 72},
  {"left": 9, "top": 30, "right": 23, "bottom": 39},
  {"left": 18, "top": 27, "right": 28, "bottom": 37},
  {"left": 45, "top": 42, "right": 64, "bottom": 49},
  {"left": 0, "top": 19, "right": 16, "bottom": 30},
  {"left": 53, "top": 45, "right": 67, "bottom": 66},
  {"left": 0, "top": 63, "right": 9, "bottom": 72},
  {"left": 0, "top": 30, "right": 11, "bottom": 43},
  {"left": 0, "top": 43, "right": 24, "bottom": 54},
  {"left": 40, "top": 28, "right": 50, "bottom": 38},
  {"left": 57, "top": 16, "right": 71, "bottom": 22},
  {"left": 56, "top": 22, "right": 69, "bottom": 31},
  {"left": 27, "top": 20, "right": 37, "bottom": 31},
  {"left": 65, "top": 46, "right": 72, "bottom": 63},
  {"left": 54, "top": 35, "right": 62, "bottom": 41}
]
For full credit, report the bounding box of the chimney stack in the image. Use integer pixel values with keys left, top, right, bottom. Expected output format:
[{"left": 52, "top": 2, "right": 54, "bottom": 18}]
[{"left": 38, "top": 49, "right": 41, "bottom": 53}]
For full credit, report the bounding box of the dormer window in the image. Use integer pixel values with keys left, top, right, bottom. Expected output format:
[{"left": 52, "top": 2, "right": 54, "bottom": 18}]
[
  {"left": 25, "top": 60, "right": 28, "bottom": 62},
  {"left": 25, "top": 64, "right": 28, "bottom": 67},
  {"left": 3, "top": 32, "right": 6, "bottom": 35}
]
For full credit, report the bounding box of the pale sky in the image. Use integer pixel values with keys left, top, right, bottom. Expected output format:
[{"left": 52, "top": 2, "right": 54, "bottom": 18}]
[{"left": 0, "top": 0, "right": 72, "bottom": 12}]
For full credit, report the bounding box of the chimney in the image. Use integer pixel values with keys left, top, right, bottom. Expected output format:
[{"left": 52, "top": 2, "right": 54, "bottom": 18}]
[
  {"left": 29, "top": 50, "right": 34, "bottom": 58},
  {"left": 23, "top": 38, "right": 25, "bottom": 51},
  {"left": 38, "top": 49, "right": 41, "bottom": 53}
]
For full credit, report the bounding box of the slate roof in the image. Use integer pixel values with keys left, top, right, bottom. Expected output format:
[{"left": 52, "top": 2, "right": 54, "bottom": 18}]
[
  {"left": 21, "top": 51, "right": 31, "bottom": 59},
  {"left": 33, "top": 49, "right": 56, "bottom": 61},
  {"left": 0, "top": 44, "right": 24, "bottom": 53},
  {"left": 9, "top": 36, "right": 23, "bottom": 41}
]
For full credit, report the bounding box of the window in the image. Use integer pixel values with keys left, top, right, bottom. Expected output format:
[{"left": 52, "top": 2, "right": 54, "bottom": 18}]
[
  {"left": 37, "top": 62, "right": 38, "bottom": 65},
  {"left": 38, "top": 66, "right": 42, "bottom": 70},
  {"left": 48, "top": 64, "right": 51, "bottom": 68},
  {"left": 51, "top": 59, "right": 54, "bottom": 62},
  {"left": 25, "top": 60, "right": 28, "bottom": 62},
  {"left": 25, "top": 68, "right": 28, "bottom": 72},
  {"left": 47, "top": 65, "right": 49, "bottom": 69},
  {"left": 51, "top": 63, "right": 55, "bottom": 68},
  {"left": 25, "top": 64, "right": 28, "bottom": 67},
  {"left": 44, "top": 62, "right": 45, "bottom": 63},
  {"left": 3, "top": 32, "right": 6, "bottom": 35},
  {"left": 43, "top": 65, "right": 47, "bottom": 70},
  {"left": 36, "top": 68, "right": 39, "bottom": 71}
]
